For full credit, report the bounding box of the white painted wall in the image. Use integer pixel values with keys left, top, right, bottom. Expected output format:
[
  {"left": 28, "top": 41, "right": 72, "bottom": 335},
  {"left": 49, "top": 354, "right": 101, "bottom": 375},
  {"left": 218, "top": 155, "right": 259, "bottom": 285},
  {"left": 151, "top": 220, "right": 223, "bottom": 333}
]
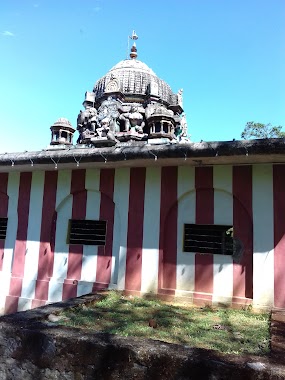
[
  {"left": 80, "top": 173, "right": 101, "bottom": 283},
  {"left": 21, "top": 171, "right": 45, "bottom": 299},
  {"left": 49, "top": 170, "right": 72, "bottom": 300},
  {"left": 3, "top": 172, "right": 20, "bottom": 273},
  {"left": 113, "top": 168, "right": 130, "bottom": 290},
  {"left": 252, "top": 164, "right": 274, "bottom": 307},
  {"left": 213, "top": 166, "right": 234, "bottom": 303},
  {"left": 141, "top": 167, "right": 161, "bottom": 293},
  {"left": 176, "top": 166, "right": 195, "bottom": 292}
]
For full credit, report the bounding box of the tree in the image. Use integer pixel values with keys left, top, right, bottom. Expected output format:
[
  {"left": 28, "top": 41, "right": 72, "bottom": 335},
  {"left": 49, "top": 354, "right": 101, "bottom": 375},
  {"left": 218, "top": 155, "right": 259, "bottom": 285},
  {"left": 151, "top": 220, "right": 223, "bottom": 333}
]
[{"left": 241, "top": 122, "right": 285, "bottom": 139}]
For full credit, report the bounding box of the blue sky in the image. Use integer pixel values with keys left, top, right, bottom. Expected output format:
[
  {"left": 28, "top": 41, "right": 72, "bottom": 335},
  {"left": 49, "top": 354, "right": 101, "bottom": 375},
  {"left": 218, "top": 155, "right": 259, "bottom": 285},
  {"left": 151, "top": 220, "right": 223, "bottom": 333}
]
[{"left": 0, "top": 0, "right": 284, "bottom": 153}]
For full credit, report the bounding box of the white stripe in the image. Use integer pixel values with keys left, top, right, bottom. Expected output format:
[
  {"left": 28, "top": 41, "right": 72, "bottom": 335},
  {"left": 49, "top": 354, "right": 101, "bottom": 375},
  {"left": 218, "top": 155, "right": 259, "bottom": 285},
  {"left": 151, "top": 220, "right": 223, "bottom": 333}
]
[
  {"left": 113, "top": 168, "right": 130, "bottom": 290},
  {"left": 55, "top": 170, "right": 72, "bottom": 209},
  {"left": 85, "top": 168, "right": 100, "bottom": 191},
  {"left": 176, "top": 166, "right": 195, "bottom": 291},
  {"left": 110, "top": 200, "right": 120, "bottom": 286},
  {"left": 79, "top": 169, "right": 101, "bottom": 286},
  {"left": 3, "top": 172, "right": 20, "bottom": 273},
  {"left": 21, "top": 172, "right": 45, "bottom": 299},
  {"left": 213, "top": 166, "right": 233, "bottom": 225},
  {"left": 50, "top": 171, "right": 72, "bottom": 288},
  {"left": 48, "top": 279, "right": 64, "bottom": 303},
  {"left": 213, "top": 165, "right": 233, "bottom": 303},
  {"left": 77, "top": 281, "right": 93, "bottom": 296},
  {"left": 0, "top": 272, "right": 11, "bottom": 314},
  {"left": 141, "top": 167, "right": 161, "bottom": 293},
  {"left": 17, "top": 297, "right": 32, "bottom": 312},
  {"left": 80, "top": 190, "right": 101, "bottom": 284},
  {"left": 252, "top": 164, "right": 274, "bottom": 307}
]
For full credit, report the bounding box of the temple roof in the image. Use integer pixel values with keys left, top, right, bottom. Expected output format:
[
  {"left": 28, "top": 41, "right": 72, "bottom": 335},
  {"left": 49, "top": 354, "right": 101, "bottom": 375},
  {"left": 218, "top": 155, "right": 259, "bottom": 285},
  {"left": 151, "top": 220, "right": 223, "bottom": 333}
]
[
  {"left": 93, "top": 58, "right": 177, "bottom": 105},
  {"left": 1, "top": 139, "right": 285, "bottom": 172}
]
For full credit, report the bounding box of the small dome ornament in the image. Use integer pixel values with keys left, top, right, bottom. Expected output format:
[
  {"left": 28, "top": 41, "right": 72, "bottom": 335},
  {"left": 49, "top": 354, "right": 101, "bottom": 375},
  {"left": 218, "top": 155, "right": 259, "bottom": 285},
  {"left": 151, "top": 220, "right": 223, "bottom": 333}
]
[
  {"left": 129, "top": 30, "right": 138, "bottom": 60},
  {"left": 130, "top": 43, "right": 137, "bottom": 59},
  {"left": 50, "top": 118, "right": 75, "bottom": 146}
]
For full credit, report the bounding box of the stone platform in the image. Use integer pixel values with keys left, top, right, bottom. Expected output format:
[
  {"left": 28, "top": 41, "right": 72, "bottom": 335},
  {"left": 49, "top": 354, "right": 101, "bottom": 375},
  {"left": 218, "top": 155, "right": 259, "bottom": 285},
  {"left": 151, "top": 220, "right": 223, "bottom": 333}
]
[{"left": 0, "top": 294, "right": 284, "bottom": 379}]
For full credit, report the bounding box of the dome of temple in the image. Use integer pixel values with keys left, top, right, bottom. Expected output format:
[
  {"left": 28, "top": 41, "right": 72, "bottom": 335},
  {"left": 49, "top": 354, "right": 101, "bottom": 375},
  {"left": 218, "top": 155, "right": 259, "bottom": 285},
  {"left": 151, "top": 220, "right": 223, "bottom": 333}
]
[
  {"left": 50, "top": 117, "right": 75, "bottom": 146},
  {"left": 52, "top": 118, "right": 74, "bottom": 129},
  {"left": 93, "top": 58, "right": 177, "bottom": 105},
  {"left": 75, "top": 32, "right": 189, "bottom": 147}
]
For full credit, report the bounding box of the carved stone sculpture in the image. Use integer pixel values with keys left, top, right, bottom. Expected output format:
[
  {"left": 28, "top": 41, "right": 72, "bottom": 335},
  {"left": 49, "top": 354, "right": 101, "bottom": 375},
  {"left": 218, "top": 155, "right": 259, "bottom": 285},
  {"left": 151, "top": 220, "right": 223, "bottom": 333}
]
[
  {"left": 180, "top": 113, "right": 187, "bottom": 136},
  {"left": 145, "top": 103, "right": 174, "bottom": 119},
  {"left": 77, "top": 107, "right": 98, "bottom": 143},
  {"left": 76, "top": 101, "right": 119, "bottom": 146},
  {"left": 94, "top": 116, "right": 117, "bottom": 142},
  {"left": 119, "top": 105, "right": 145, "bottom": 133},
  {"left": 177, "top": 89, "right": 183, "bottom": 108},
  {"left": 105, "top": 75, "right": 120, "bottom": 93},
  {"left": 98, "top": 96, "right": 120, "bottom": 133},
  {"left": 72, "top": 33, "right": 190, "bottom": 148},
  {"left": 77, "top": 107, "right": 98, "bottom": 131}
]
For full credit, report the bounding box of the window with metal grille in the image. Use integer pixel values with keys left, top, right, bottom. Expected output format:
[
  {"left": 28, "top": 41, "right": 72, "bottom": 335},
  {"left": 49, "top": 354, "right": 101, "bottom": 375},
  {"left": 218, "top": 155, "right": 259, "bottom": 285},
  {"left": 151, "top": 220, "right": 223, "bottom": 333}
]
[
  {"left": 0, "top": 218, "right": 8, "bottom": 240},
  {"left": 68, "top": 219, "right": 107, "bottom": 246},
  {"left": 183, "top": 224, "right": 234, "bottom": 255}
]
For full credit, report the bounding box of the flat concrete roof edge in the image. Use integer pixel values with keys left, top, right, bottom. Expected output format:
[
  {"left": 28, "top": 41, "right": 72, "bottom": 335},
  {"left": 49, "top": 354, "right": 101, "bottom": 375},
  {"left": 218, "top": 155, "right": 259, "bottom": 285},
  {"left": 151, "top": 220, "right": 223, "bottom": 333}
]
[{"left": 0, "top": 138, "right": 285, "bottom": 168}]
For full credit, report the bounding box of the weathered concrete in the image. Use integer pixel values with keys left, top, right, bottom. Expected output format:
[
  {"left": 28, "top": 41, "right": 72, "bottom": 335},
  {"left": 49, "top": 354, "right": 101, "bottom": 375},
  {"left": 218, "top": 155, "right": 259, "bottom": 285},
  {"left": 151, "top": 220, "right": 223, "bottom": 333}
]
[{"left": 0, "top": 294, "right": 284, "bottom": 380}]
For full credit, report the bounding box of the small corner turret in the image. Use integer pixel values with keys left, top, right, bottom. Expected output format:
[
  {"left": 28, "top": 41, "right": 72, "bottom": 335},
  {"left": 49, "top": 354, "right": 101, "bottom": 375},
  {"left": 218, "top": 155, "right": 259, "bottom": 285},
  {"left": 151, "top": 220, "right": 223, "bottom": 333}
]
[{"left": 50, "top": 118, "right": 75, "bottom": 146}]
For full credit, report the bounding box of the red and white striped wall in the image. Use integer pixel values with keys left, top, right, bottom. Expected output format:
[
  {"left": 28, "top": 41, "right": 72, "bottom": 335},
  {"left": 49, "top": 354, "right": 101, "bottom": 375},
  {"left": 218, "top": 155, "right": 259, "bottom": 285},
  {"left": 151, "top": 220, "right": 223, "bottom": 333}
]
[{"left": 0, "top": 163, "right": 284, "bottom": 314}]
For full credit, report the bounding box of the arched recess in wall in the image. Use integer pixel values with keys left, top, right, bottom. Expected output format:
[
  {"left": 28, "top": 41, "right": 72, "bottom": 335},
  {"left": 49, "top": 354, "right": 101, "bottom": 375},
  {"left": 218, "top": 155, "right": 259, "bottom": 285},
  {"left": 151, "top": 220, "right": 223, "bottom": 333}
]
[
  {"left": 161, "top": 188, "right": 253, "bottom": 296},
  {"left": 47, "top": 189, "right": 120, "bottom": 285}
]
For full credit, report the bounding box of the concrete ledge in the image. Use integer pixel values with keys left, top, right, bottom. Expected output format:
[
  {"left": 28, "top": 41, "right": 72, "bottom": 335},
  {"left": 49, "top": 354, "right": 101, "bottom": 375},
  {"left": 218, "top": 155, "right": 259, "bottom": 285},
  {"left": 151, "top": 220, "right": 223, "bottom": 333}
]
[
  {"left": 1, "top": 138, "right": 285, "bottom": 171},
  {"left": 0, "top": 293, "right": 284, "bottom": 380}
]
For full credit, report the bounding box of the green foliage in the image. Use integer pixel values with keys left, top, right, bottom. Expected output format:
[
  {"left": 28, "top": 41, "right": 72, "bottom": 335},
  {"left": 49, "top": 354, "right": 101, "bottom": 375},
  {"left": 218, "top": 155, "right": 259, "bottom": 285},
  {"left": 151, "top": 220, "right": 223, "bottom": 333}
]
[
  {"left": 241, "top": 122, "right": 285, "bottom": 139},
  {"left": 59, "top": 291, "right": 270, "bottom": 356}
]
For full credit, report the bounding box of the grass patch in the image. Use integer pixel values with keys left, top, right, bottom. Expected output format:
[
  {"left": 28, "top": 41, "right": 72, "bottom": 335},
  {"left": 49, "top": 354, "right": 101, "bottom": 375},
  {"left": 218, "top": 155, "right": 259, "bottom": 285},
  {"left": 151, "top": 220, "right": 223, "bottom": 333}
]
[{"left": 58, "top": 291, "right": 270, "bottom": 356}]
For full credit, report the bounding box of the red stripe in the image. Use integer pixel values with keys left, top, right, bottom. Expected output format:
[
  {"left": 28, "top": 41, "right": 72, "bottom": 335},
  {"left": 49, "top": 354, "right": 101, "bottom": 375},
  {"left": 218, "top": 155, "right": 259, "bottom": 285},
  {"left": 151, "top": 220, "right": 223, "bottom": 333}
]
[
  {"left": 5, "top": 295, "right": 19, "bottom": 314},
  {"left": 194, "top": 167, "right": 214, "bottom": 297},
  {"left": 95, "top": 169, "right": 115, "bottom": 286},
  {"left": 125, "top": 167, "right": 146, "bottom": 291},
  {"left": 34, "top": 280, "right": 49, "bottom": 302},
  {"left": 273, "top": 164, "right": 285, "bottom": 308},
  {"left": 37, "top": 171, "right": 58, "bottom": 280},
  {"left": 232, "top": 166, "right": 253, "bottom": 300},
  {"left": 6, "top": 172, "right": 32, "bottom": 313},
  {"left": 92, "top": 282, "right": 108, "bottom": 291},
  {"left": 63, "top": 169, "right": 86, "bottom": 300},
  {"left": 48, "top": 212, "right": 57, "bottom": 278},
  {"left": 159, "top": 167, "right": 177, "bottom": 291},
  {"left": 0, "top": 173, "right": 9, "bottom": 271},
  {"left": 34, "top": 171, "right": 58, "bottom": 301},
  {"left": 11, "top": 172, "right": 32, "bottom": 278},
  {"left": 31, "top": 299, "right": 46, "bottom": 309}
]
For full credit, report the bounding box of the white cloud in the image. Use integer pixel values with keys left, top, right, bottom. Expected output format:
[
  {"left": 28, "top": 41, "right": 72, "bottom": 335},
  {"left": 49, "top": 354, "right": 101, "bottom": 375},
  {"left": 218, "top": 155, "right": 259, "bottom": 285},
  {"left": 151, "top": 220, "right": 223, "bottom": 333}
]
[
  {"left": 92, "top": 6, "right": 101, "bottom": 12},
  {"left": 2, "top": 31, "right": 14, "bottom": 37}
]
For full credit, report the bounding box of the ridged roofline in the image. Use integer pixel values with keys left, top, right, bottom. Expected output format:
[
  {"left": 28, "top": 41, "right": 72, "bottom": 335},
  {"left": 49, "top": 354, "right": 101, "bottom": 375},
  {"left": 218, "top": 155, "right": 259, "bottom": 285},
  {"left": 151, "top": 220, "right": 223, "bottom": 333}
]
[{"left": 108, "top": 59, "right": 157, "bottom": 76}]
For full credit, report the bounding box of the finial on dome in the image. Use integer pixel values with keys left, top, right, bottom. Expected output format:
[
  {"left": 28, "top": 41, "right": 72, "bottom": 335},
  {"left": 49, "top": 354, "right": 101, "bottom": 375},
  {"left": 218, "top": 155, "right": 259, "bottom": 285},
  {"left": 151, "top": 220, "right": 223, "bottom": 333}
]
[
  {"left": 130, "top": 42, "right": 137, "bottom": 59},
  {"left": 129, "top": 30, "right": 138, "bottom": 59}
]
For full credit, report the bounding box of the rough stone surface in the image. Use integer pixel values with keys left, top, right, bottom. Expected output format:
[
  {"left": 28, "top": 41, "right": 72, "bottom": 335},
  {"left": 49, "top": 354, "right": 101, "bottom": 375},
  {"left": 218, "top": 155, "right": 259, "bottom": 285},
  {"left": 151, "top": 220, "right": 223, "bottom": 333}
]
[
  {"left": 271, "top": 310, "right": 285, "bottom": 364},
  {"left": 0, "top": 294, "right": 284, "bottom": 380}
]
